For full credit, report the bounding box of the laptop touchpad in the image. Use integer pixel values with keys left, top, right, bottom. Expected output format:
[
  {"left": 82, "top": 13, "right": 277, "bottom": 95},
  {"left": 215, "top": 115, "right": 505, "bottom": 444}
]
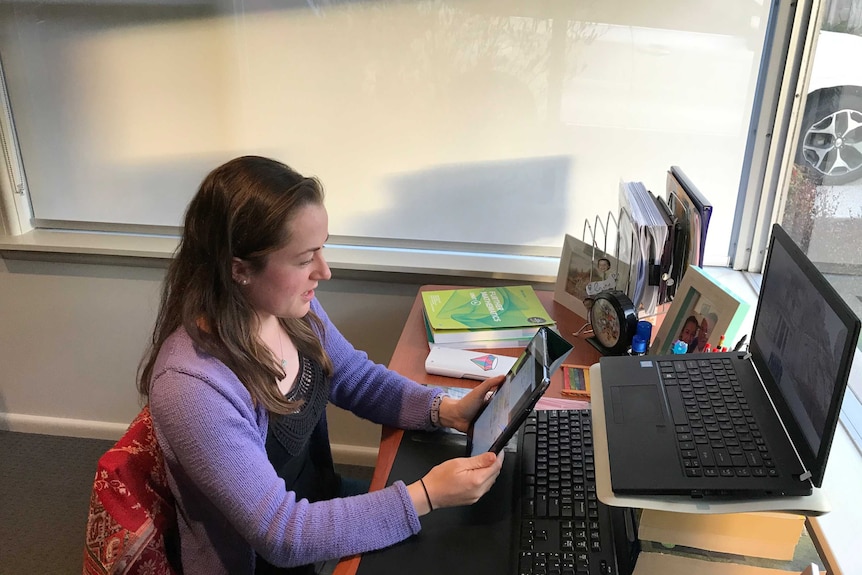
[{"left": 611, "top": 385, "right": 663, "bottom": 425}]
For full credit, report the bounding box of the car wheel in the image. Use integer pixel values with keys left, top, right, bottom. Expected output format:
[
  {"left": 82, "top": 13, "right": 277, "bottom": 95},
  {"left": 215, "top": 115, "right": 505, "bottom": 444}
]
[{"left": 797, "top": 87, "right": 862, "bottom": 185}]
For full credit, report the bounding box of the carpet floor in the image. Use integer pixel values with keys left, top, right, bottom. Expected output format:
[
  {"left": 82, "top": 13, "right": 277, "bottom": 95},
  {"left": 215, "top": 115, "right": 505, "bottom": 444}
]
[{"left": 0, "top": 430, "right": 373, "bottom": 575}]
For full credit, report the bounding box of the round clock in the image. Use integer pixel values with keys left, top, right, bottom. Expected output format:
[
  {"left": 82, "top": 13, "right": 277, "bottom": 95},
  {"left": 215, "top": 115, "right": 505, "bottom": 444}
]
[{"left": 588, "top": 290, "right": 638, "bottom": 355}]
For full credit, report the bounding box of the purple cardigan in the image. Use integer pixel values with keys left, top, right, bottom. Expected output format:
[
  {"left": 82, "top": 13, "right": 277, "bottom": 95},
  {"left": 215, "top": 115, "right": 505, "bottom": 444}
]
[{"left": 148, "top": 298, "right": 440, "bottom": 574}]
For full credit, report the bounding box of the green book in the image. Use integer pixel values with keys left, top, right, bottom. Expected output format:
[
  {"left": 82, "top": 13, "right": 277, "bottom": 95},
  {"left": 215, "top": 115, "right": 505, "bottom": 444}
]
[
  {"left": 422, "top": 310, "right": 537, "bottom": 347},
  {"left": 421, "top": 285, "right": 554, "bottom": 343}
]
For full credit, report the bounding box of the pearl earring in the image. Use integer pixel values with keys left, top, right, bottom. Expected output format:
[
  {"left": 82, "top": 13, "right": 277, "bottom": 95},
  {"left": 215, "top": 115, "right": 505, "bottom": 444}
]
[{"left": 241, "top": 279, "right": 249, "bottom": 286}]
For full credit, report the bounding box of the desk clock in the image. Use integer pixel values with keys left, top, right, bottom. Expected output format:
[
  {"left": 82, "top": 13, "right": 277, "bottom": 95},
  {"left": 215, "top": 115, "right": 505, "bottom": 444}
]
[{"left": 587, "top": 290, "right": 637, "bottom": 356}]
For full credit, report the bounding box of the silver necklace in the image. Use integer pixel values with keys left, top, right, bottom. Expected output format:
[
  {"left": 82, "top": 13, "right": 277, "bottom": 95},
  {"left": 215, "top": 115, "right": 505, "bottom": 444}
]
[{"left": 278, "top": 327, "right": 287, "bottom": 369}]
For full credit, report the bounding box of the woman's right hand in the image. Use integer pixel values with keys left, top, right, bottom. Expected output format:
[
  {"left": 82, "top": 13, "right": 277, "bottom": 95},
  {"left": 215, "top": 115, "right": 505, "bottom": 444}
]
[{"left": 407, "top": 451, "right": 504, "bottom": 515}]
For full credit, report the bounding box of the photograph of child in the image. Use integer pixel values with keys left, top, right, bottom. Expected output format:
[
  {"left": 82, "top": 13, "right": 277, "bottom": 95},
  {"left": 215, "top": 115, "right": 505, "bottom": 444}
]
[
  {"left": 596, "top": 257, "right": 611, "bottom": 280},
  {"left": 674, "top": 294, "right": 719, "bottom": 352},
  {"left": 653, "top": 289, "right": 721, "bottom": 354},
  {"left": 677, "top": 315, "right": 698, "bottom": 351},
  {"left": 565, "top": 252, "right": 617, "bottom": 299},
  {"left": 554, "top": 234, "right": 625, "bottom": 320},
  {"left": 649, "top": 265, "right": 750, "bottom": 356}
]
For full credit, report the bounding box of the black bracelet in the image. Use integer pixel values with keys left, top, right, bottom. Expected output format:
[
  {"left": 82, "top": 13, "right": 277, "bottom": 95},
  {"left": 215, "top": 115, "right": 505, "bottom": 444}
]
[{"left": 419, "top": 478, "right": 434, "bottom": 512}]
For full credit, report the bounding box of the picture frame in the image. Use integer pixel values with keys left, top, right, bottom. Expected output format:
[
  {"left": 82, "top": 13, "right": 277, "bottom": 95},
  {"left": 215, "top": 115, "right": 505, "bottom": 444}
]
[
  {"left": 560, "top": 363, "right": 592, "bottom": 399},
  {"left": 649, "top": 265, "right": 750, "bottom": 355},
  {"left": 554, "top": 234, "right": 624, "bottom": 319}
]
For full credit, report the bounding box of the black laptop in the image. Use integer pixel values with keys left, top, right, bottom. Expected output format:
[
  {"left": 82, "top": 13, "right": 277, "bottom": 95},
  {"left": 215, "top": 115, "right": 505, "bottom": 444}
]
[{"left": 599, "top": 224, "right": 860, "bottom": 498}]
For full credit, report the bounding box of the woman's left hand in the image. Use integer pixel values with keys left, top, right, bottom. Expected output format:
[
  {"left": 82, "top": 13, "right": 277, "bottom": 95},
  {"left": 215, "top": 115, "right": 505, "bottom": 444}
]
[{"left": 437, "top": 375, "right": 505, "bottom": 433}]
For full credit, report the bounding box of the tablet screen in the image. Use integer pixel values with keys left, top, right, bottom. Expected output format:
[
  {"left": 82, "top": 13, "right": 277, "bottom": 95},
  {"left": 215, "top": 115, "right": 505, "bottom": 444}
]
[{"left": 468, "top": 327, "right": 573, "bottom": 455}]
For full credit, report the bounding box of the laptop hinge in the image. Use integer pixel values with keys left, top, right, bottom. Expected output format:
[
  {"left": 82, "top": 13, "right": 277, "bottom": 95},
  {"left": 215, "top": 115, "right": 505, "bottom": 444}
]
[{"left": 744, "top": 353, "right": 814, "bottom": 484}]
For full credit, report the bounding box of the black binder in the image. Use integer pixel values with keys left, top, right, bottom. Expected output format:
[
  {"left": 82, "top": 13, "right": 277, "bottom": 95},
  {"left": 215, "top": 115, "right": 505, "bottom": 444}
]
[{"left": 670, "top": 165, "right": 712, "bottom": 266}]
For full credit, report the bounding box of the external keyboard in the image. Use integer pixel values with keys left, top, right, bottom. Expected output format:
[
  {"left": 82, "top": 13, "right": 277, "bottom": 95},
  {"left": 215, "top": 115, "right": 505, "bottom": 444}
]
[{"left": 517, "top": 409, "right": 634, "bottom": 575}]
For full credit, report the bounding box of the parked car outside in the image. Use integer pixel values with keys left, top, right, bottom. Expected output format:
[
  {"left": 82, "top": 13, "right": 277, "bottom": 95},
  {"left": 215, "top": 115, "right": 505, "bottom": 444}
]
[{"left": 798, "top": 30, "right": 862, "bottom": 184}]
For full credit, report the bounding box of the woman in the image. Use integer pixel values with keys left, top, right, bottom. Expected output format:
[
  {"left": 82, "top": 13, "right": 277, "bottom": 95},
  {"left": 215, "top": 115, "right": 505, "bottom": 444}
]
[{"left": 138, "top": 156, "right": 504, "bottom": 574}]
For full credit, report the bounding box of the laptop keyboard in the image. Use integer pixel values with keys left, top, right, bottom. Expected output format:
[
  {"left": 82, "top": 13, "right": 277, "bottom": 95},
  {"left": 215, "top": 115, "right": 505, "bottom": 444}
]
[
  {"left": 659, "top": 357, "right": 778, "bottom": 480},
  {"left": 517, "top": 409, "right": 620, "bottom": 575}
]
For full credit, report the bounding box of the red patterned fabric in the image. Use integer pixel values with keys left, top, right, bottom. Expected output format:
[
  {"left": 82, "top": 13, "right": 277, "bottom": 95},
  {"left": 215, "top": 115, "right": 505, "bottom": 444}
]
[{"left": 83, "top": 405, "right": 180, "bottom": 575}]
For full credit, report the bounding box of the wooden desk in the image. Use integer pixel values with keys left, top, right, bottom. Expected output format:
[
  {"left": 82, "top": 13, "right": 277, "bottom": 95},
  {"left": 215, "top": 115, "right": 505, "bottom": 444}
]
[{"left": 333, "top": 285, "right": 600, "bottom": 575}]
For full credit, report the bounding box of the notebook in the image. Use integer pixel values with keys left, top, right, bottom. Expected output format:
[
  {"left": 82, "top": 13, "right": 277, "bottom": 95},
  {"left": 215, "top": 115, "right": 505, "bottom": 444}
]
[
  {"left": 466, "top": 326, "right": 573, "bottom": 456},
  {"left": 599, "top": 224, "right": 860, "bottom": 498}
]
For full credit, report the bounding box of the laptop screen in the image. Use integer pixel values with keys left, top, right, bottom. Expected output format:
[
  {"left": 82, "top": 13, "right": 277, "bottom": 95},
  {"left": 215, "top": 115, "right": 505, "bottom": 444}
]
[{"left": 750, "top": 224, "right": 860, "bottom": 486}]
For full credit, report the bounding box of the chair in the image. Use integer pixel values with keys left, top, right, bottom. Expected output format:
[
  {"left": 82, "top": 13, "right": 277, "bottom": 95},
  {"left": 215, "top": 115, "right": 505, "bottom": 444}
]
[{"left": 82, "top": 405, "right": 181, "bottom": 574}]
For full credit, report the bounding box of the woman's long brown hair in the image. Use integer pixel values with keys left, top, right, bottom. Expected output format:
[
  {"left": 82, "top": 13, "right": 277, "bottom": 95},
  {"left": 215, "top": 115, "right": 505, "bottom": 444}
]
[{"left": 138, "top": 156, "right": 333, "bottom": 414}]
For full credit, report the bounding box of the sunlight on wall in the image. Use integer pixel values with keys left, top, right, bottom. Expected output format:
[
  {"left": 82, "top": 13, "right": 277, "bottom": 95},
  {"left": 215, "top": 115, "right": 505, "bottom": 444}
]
[{"left": 1, "top": 0, "right": 769, "bottom": 262}]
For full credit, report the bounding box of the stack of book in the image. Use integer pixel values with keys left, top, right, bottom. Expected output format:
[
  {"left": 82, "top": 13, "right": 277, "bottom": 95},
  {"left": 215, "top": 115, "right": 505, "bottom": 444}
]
[{"left": 422, "top": 285, "right": 555, "bottom": 349}]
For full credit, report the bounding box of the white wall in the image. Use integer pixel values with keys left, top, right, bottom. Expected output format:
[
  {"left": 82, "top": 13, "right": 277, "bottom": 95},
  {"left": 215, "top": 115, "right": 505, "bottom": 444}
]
[{"left": 0, "top": 254, "right": 423, "bottom": 466}]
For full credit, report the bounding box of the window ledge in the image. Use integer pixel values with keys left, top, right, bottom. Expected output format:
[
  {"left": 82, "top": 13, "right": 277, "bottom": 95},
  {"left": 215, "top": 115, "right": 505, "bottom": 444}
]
[
  {"left": 0, "top": 229, "right": 560, "bottom": 282},
  {"left": 0, "top": 228, "right": 179, "bottom": 259}
]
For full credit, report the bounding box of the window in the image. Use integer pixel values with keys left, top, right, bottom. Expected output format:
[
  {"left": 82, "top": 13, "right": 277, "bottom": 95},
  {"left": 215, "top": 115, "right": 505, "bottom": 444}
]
[
  {"left": 777, "top": 0, "right": 862, "bottom": 452},
  {"left": 0, "top": 0, "right": 771, "bottom": 266}
]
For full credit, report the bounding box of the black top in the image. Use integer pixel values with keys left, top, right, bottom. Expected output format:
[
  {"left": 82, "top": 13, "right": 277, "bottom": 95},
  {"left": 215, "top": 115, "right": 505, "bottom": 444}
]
[{"left": 256, "top": 354, "right": 336, "bottom": 575}]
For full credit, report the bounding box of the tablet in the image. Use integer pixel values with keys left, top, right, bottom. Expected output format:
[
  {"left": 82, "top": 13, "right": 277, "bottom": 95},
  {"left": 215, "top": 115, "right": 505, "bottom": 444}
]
[{"left": 466, "top": 327, "right": 574, "bottom": 456}]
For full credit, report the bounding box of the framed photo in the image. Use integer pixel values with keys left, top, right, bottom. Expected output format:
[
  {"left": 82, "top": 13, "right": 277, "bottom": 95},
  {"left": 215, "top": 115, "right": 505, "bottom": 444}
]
[
  {"left": 554, "top": 234, "right": 624, "bottom": 319},
  {"left": 560, "top": 363, "right": 592, "bottom": 399},
  {"left": 650, "top": 265, "right": 750, "bottom": 355}
]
